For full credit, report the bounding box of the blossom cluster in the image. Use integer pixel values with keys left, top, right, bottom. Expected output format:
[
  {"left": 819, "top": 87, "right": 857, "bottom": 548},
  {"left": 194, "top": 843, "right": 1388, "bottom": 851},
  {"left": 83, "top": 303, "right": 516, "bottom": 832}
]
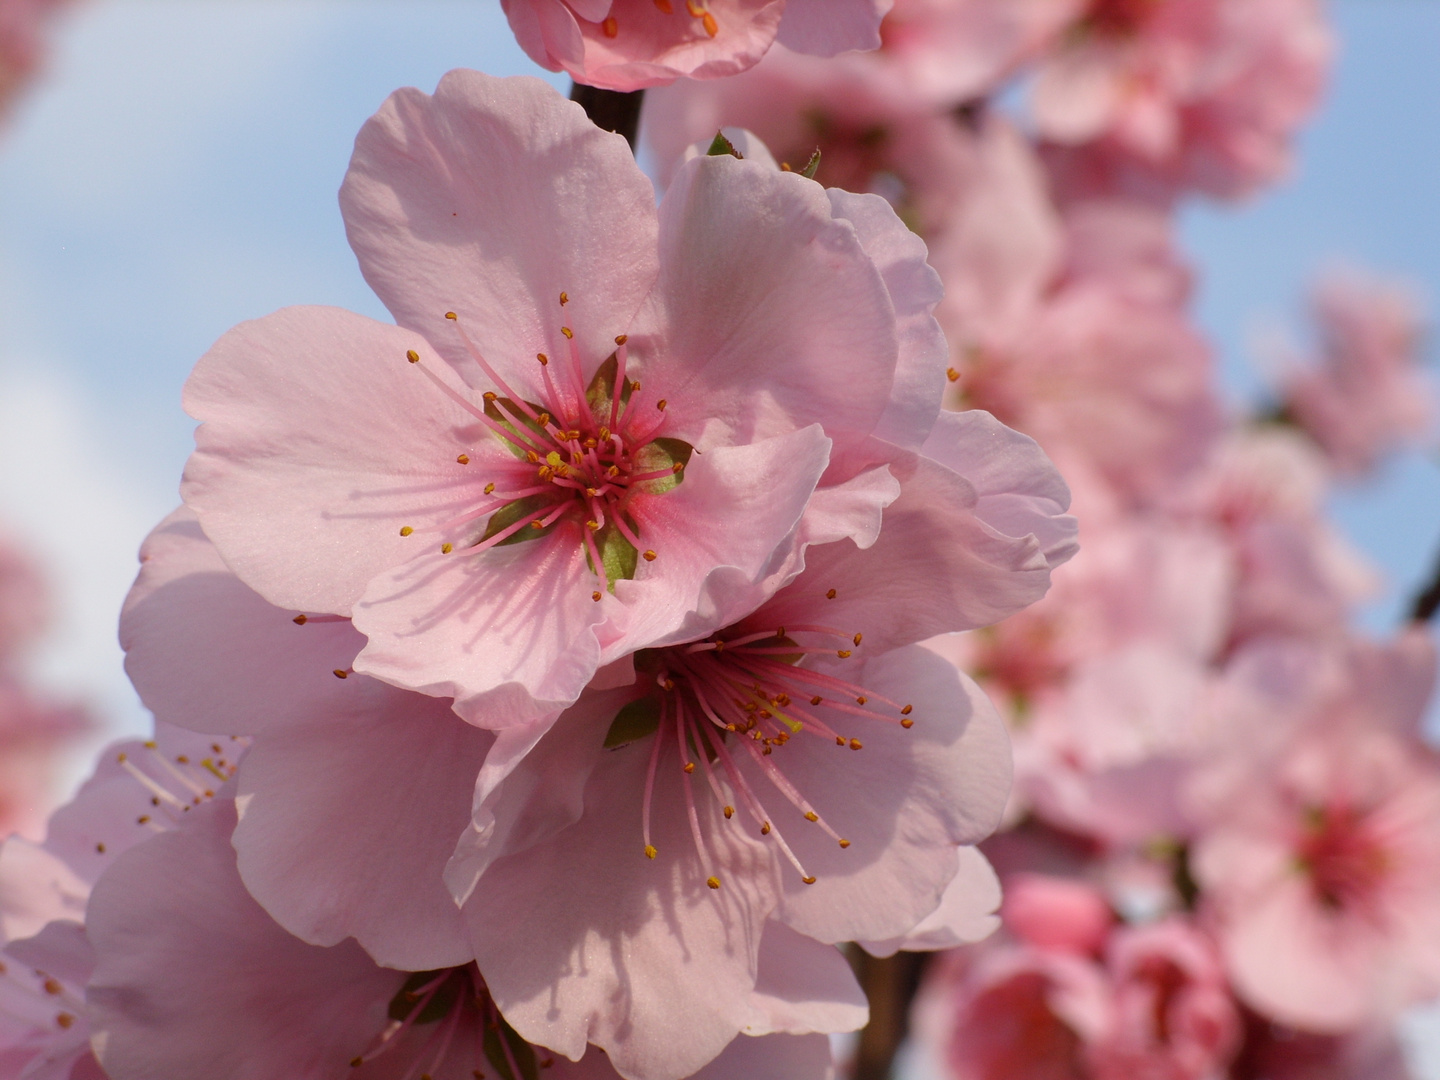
[
  {"left": 0, "top": 0, "right": 1434, "bottom": 1078},
  {"left": 635, "top": 0, "right": 1440, "bottom": 1076}
]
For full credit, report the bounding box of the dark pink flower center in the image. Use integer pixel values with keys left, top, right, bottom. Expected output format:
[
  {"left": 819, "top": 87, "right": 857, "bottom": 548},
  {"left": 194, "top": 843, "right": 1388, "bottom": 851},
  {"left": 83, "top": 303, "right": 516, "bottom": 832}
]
[
  {"left": 1297, "top": 803, "right": 1391, "bottom": 914},
  {"left": 404, "top": 305, "right": 692, "bottom": 599},
  {"left": 608, "top": 615, "right": 916, "bottom": 889},
  {"left": 1084, "top": 0, "right": 1165, "bottom": 36}
]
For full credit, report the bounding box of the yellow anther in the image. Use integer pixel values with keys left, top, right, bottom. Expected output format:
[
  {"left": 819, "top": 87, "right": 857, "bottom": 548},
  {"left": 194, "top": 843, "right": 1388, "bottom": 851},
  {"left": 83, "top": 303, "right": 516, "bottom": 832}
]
[
  {"left": 853, "top": 633, "right": 863, "bottom": 646},
  {"left": 525, "top": 451, "right": 540, "bottom": 463},
  {"left": 602, "top": 16, "right": 618, "bottom": 36},
  {"left": 811, "top": 695, "right": 823, "bottom": 706},
  {"left": 445, "top": 311, "right": 457, "bottom": 320},
  {"left": 644, "top": 844, "right": 658, "bottom": 859},
  {"left": 592, "top": 591, "right": 603, "bottom": 602},
  {"left": 835, "top": 736, "right": 846, "bottom": 746},
  {"left": 43, "top": 978, "right": 62, "bottom": 996},
  {"left": 856, "top": 696, "right": 868, "bottom": 705},
  {"left": 400, "top": 526, "right": 414, "bottom": 537},
  {"left": 631, "top": 380, "right": 642, "bottom": 392},
  {"left": 702, "top": 11, "right": 718, "bottom": 34},
  {"left": 656, "top": 399, "right": 668, "bottom": 411},
  {"left": 683, "top": 762, "right": 696, "bottom": 774},
  {"left": 804, "top": 811, "right": 818, "bottom": 822},
  {"left": 901, "top": 704, "right": 913, "bottom": 715},
  {"left": 137, "top": 814, "right": 150, "bottom": 824},
  {"left": 839, "top": 839, "right": 851, "bottom": 849},
  {"left": 484, "top": 483, "right": 495, "bottom": 494},
  {"left": 56, "top": 1012, "right": 75, "bottom": 1029},
  {"left": 706, "top": 876, "right": 721, "bottom": 890},
  {"left": 333, "top": 669, "right": 349, "bottom": 679},
  {"left": 559, "top": 291, "right": 569, "bottom": 305},
  {"left": 456, "top": 454, "right": 470, "bottom": 465},
  {"left": 671, "top": 462, "right": 683, "bottom": 473},
  {"left": 837, "top": 649, "right": 852, "bottom": 658},
  {"left": 802, "top": 875, "right": 817, "bottom": 885},
  {"left": 587, "top": 520, "right": 601, "bottom": 531},
  {"left": 901, "top": 718, "right": 914, "bottom": 729},
  {"left": 483, "top": 391, "right": 498, "bottom": 401},
  {"left": 116, "top": 752, "right": 128, "bottom": 763},
  {"left": 441, "top": 543, "right": 454, "bottom": 554},
  {"left": 849, "top": 738, "right": 863, "bottom": 750},
  {"left": 406, "top": 349, "right": 419, "bottom": 363},
  {"left": 615, "top": 334, "right": 628, "bottom": 345},
  {"left": 781, "top": 162, "right": 793, "bottom": 172},
  {"left": 144, "top": 741, "right": 157, "bottom": 749},
  {"left": 561, "top": 326, "right": 574, "bottom": 339},
  {"left": 723, "top": 805, "right": 735, "bottom": 818},
  {"left": 946, "top": 367, "right": 960, "bottom": 382},
  {"left": 530, "top": 520, "right": 546, "bottom": 529},
  {"left": 761, "top": 822, "right": 772, "bottom": 835},
  {"left": 293, "top": 613, "right": 308, "bottom": 625},
  {"left": 826, "top": 588, "right": 837, "bottom": 599},
  {"left": 538, "top": 466, "right": 553, "bottom": 481},
  {"left": 643, "top": 550, "right": 657, "bottom": 561},
  {"left": 537, "top": 352, "right": 549, "bottom": 365},
  {"left": 95, "top": 843, "right": 106, "bottom": 853},
  {"left": 351, "top": 1057, "right": 364, "bottom": 1068},
  {"left": 655, "top": 0, "right": 672, "bottom": 10}
]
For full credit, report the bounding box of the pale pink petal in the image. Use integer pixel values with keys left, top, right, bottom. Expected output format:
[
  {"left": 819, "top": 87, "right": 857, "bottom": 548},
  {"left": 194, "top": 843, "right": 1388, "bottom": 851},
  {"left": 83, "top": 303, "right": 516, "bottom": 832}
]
[
  {"left": 775, "top": 0, "right": 889, "bottom": 56},
  {"left": 766, "top": 646, "right": 1011, "bottom": 944},
  {"left": 351, "top": 527, "right": 608, "bottom": 728},
  {"left": 743, "top": 921, "right": 867, "bottom": 1036},
  {"left": 120, "top": 507, "right": 380, "bottom": 735},
  {"left": 826, "top": 188, "right": 947, "bottom": 452},
  {"left": 859, "top": 846, "right": 1002, "bottom": 956},
  {"left": 232, "top": 697, "right": 489, "bottom": 972},
  {"left": 0, "top": 838, "right": 87, "bottom": 943},
  {"left": 1001, "top": 874, "right": 1112, "bottom": 956},
  {"left": 181, "top": 306, "right": 485, "bottom": 615},
  {"left": 341, "top": 69, "right": 659, "bottom": 380},
  {"left": 86, "top": 800, "right": 403, "bottom": 1080},
  {"left": 464, "top": 724, "right": 777, "bottom": 1080},
  {"left": 638, "top": 153, "right": 897, "bottom": 447}
]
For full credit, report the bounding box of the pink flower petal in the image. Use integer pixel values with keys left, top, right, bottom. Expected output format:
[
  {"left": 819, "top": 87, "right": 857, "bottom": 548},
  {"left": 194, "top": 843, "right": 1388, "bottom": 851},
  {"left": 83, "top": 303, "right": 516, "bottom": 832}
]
[
  {"left": 743, "top": 921, "right": 868, "bottom": 1036},
  {"left": 775, "top": 0, "right": 889, "bottom": 56}
]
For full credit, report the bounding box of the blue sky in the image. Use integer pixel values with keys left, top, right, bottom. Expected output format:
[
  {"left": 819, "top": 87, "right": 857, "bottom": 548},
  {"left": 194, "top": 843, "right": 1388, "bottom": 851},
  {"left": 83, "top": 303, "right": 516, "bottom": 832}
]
[{"left": 0, "top": 0, "right": 1435, "bottom": 771}]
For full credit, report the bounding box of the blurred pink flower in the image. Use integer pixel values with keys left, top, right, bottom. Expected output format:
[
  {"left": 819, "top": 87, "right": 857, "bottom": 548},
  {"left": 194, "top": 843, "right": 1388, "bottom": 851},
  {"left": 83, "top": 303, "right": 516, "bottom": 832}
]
[
  {"left": 1193, "top": 717, "right": 1440, "bottom": 1032},
  {"left": 1280, "top": 270, "right": 1434, "bottom": 475},
  {"left": 182, "top": 70, "right": 926, "bottom": 731},
  {"left": 0, "top": 537, "right": 46, "bottom": 664},
  {"left": 1002, "top": 873, "right": 1114, "bottom": 956},
  {"left": 0, "top": 0, "right": 71, "bottom": 122},
  {"left": 1033, "top": 0, "right": 1333, "bottom": 201},
  {"left": 501, "top": 0, "right": 891, "bottom": 92}
]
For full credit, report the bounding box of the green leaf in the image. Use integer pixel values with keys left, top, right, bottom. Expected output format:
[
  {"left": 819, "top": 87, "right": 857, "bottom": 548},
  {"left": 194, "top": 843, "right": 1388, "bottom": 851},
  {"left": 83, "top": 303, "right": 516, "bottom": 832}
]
[
  {"left": 799, "top": 148, "right": 821, "bottom": 180},
  {"left": 387, "top": 970, "right": 458, "bottom": 1025},
  {"left": 706, "top": 130, "right": 742, "bottom": 159},
  {"left": 604, "top": 696, "right": 661, "bottom": 749},
  {"left": 585, "top": 352, "right": 635, "bottom": 421},
  {"left": 481, "top": 495, "right": 555, "bottom": 546},
  {"left": 632, "top": 437, "right": 694, "bottom": 495},
  {"left": 484, "top": 396, "right": 550, "bottom": 460}
]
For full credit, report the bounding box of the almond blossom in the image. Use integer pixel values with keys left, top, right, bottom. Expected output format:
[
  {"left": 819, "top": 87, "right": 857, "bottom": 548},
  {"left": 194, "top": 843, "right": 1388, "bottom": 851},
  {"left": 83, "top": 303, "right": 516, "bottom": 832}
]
[
  {"left": 1032, "top": 0, "right": 1333, "bottom": 201},
  {"left": 83, "top": 795, "right": 842, "bottom": 1080},
  {"left": 181, "top": 69, "right": 934, "bottom": 732},
  {"left": 501, "top": 0, "right": 892, "bottom": 93}
]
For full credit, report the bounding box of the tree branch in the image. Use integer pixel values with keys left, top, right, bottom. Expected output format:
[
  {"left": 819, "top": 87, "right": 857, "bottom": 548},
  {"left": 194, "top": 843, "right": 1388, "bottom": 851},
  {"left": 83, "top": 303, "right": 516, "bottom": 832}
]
[{"left": 569, "top": 83, "right": 644, "bottom": 149}]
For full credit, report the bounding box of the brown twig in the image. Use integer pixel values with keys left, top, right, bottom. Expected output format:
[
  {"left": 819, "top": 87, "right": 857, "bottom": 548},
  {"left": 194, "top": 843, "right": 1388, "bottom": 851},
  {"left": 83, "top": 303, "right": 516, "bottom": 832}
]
[
  {"left": 568, "top": 83, "right": 644, "bottom": 149},
  {"left": 1410, "top": 540, "right": 1440, "bottom": 623},
  {"left": 848, "top": 950, "right": 931, "bottom": 1080}
]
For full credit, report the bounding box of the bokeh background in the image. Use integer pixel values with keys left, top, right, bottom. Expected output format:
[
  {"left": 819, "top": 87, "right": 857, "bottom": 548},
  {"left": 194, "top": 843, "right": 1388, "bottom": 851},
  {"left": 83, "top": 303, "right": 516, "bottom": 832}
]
[{"left": 0, "top": 0, "right": 1436, "bottom": 1070}]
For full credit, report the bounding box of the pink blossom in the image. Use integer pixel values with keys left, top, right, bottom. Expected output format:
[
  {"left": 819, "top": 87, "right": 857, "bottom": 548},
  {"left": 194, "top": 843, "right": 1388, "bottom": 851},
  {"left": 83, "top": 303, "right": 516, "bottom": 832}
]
[
  {"left": 0, "top": 723, "right": 243, "bottom": 1080},
  {"left": 131, "top": 401, "right": 1073, "bottom": 1079},
  {"left": 1088, "top": 919, "right": 1241, "bottom": 1080},
  {"left": 1002, "top": 874, "right": 1114, "bottom": 956},
  {"left": 1280, "top": 270, "right": 1434, "bottom": 475},
  {"left": 83, "top": 795, "right": 841, "bottom": 1080},
  {"left": 181, "top": 70, "right": 935, "bottom": 731},
  {"left": 0, "top": 536, "right": 46, "bottom": 664},
  {"left": 1192, "top": 716, "right": 1440, "bottom": 1032},
  {"left": 1032, "top": 0, "right": 1333, "bottom": 201},
  {"left": 501, "top": 0, "right": 890, "bottom": 93}
]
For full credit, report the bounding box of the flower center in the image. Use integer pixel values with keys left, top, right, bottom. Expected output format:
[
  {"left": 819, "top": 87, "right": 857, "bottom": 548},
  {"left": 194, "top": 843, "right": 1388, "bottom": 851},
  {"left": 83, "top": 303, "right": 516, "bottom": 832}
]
[
  {"left": 403, "top": 302, "right": 692, "bottom": 601},
  {"left": 350, "top": 963, "right": 553, "bottom": 1079},
  {"left": 596, "top": 0, "right": 719, "bottom": 40},
  {"left": 1084, "top": 0, "right": 1164, "bottom": 36},
  {"left": 604, "top": 615, "right": 915, "bottom": 889},
  {"left": 1297, "top": 803, "right": 1391, "bottom": 913}
]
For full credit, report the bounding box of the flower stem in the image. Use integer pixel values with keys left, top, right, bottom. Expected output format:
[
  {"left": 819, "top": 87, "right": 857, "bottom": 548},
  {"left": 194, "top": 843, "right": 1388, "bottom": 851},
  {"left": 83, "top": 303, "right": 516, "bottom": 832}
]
[
  {"left": 1410, "top": 539, "right": 1440, "bottom": 623},
  {"left": 569, "top": 83, "right": 644, "bottom": 149}
]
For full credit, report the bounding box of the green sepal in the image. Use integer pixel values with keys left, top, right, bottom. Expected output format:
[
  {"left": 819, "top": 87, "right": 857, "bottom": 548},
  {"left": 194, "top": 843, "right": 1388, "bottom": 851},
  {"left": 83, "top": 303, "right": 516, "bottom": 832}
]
[
  {"left": 387, "top": 970, "right": 459, "bottom": 1025},
  {"left": 484, "top": 1016, "right": 540, "bottom": 1080},
  {"left": 484, "top": 397, "right": 550, "bottom": 460},
  {"left": 604, "top": 695, "right": 662, "bottom": 749},
  {"left": 707, "top": 131, "right": 743, "bottom": 159},
  {"left": 632, "top": 437, "right": 694, "bottom": 495},
  {"left": 586, "top": 521, "right": 639, "bottom": 588},
  {"left": 799, "top": 147, "right": 822, "bottom": 180},
  {"left": 585, "top": 353, "right": 636, "bottom": 423},
  {"left": 482, "top": 495, "right": 554, "bottom": 546}
]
